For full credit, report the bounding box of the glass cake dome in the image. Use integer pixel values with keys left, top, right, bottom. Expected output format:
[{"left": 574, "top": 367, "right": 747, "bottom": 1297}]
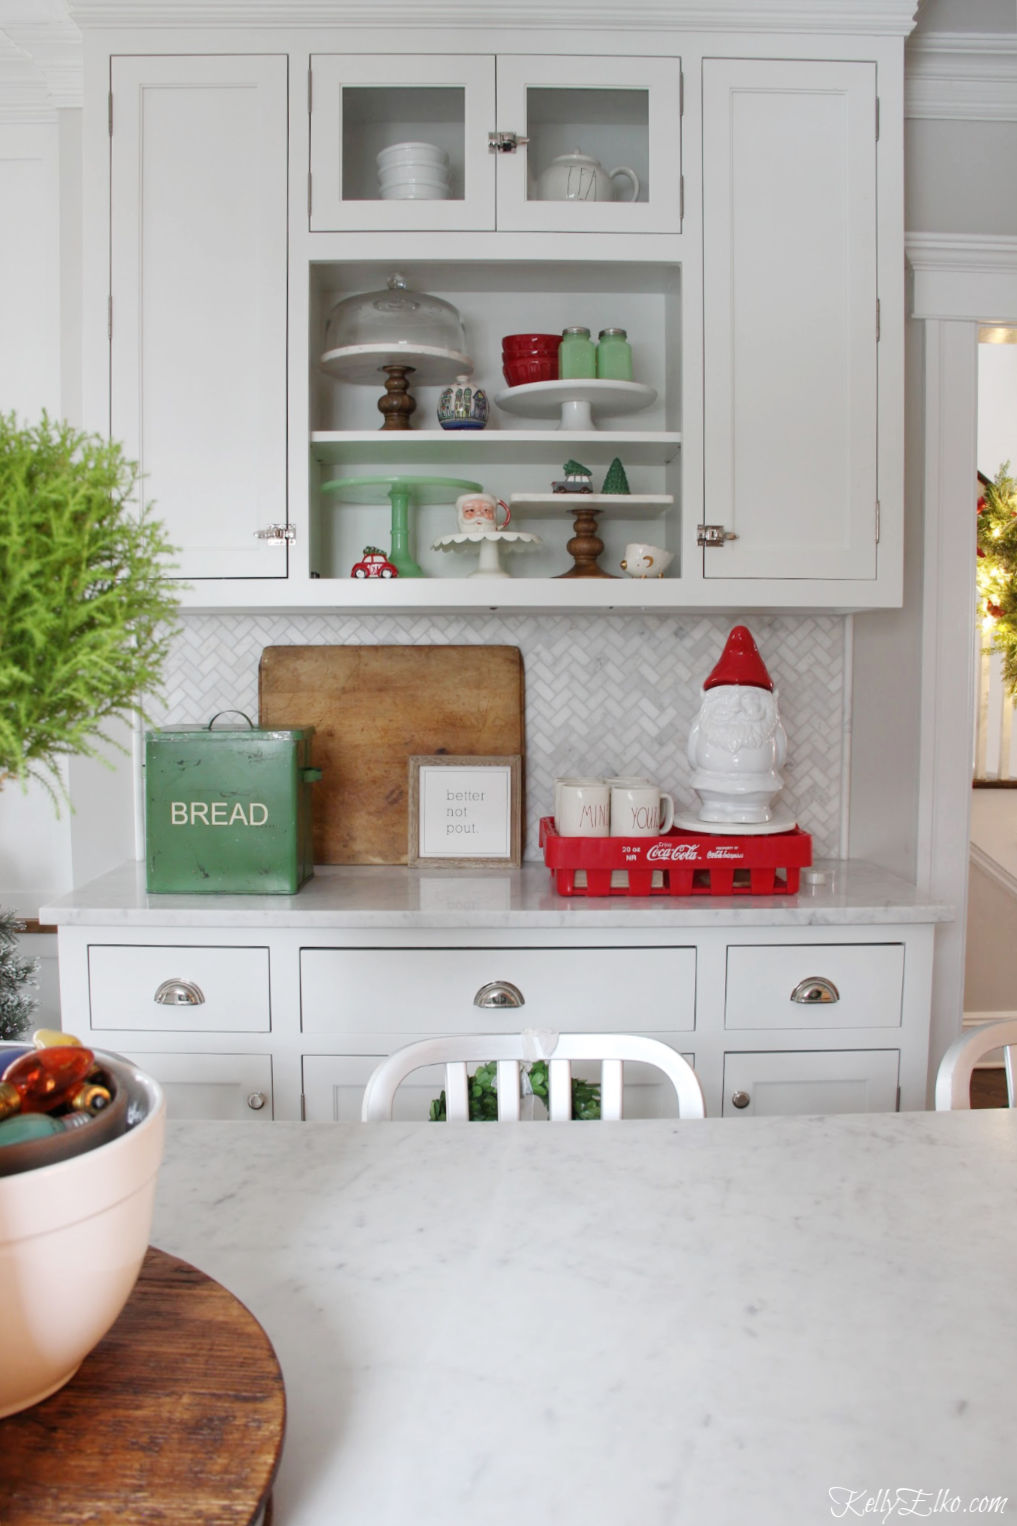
[{"left": 321, "top": 272, "right": 472, "bottom": 384}]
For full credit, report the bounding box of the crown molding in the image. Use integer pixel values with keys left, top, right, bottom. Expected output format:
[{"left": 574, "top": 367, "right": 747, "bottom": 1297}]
[
  {"left": 907, "top": 233, "right": 1017, "bottom": 324},
  {"left": 0, "top": 19, "right": 81, "bottom": 114},
  {"left": 64, "top": 0, "right": 920, "bottom": 35},
  {"left": 905, "top": 31, "right": 1017, "bottom": 121}
]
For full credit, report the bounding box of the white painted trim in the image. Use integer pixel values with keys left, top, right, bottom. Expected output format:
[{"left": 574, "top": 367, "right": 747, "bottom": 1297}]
[
  {"left": 907, "top": 235, "right": 1017, "bottom": 325},
  {"left": 963, "top": 1009, "right": 1017, "bottom": 1030},
  {"left": 905, "top": 31, "right": 1017, "bottom": 122},
  {"left": 970, "top": 840, "right": 1017, "bottom": 901},
  {"left": 64, "top": 0, "right": 920, "bottom": 33},
  {"left": 0, "top": 20, "right": 82, "bottom": 112},
  {"left": 913, "top": 233, "right": 1017, "bottom": 1088}
]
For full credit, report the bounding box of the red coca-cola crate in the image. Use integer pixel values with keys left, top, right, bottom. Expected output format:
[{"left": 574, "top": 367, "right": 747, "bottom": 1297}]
[{"left": 539, "top": 817, "right": 812, "bottom": 897}]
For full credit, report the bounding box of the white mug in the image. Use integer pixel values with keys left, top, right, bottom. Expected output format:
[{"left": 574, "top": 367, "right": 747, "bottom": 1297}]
[
  {"left": 610, "top": 783, "right": 675, "bottom": 838},
  {"left": 456, "top": 492, "right": 511, "bottom": 534},
  {"left": 556, "top": 779, "right": 609, "bottom": 837}
]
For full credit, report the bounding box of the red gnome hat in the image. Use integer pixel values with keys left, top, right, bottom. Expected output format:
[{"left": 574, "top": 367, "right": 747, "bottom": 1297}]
[{"left": 703, "top": 625, "right": 774, "bottom": 691}]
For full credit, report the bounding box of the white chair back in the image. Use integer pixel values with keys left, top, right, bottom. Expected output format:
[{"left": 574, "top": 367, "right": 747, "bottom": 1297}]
[
  {"left": 934, "top": 1018, "right": 1017, "bottom": 1109},
  {"left": 361, "top": 1031, "right": 706, "bottom": 1122}
]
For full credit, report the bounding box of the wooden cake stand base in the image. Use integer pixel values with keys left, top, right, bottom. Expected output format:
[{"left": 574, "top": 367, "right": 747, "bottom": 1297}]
[
  {"left": 0, "top": 1246, "right": 285, "bottom": 1526},
  {"left": 555, "top": 505, "right": 618, "bottom": 578}
]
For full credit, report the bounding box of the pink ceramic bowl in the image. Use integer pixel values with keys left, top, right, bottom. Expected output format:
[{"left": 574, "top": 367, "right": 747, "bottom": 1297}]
[
  {"left": 0, "top": 1047, "right": 165, "bottom": 1417},
  {"left": 503, "top": 354, "right": 559, "bottom": 387}
]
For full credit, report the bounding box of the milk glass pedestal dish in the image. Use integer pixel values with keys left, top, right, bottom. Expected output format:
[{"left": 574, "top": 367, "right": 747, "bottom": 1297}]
[
  {"left": 432, "top": 529, "right": 542, "bottom": 577},
  {"left": 495, "top": 379, "right": 656, "bottom": 430}
]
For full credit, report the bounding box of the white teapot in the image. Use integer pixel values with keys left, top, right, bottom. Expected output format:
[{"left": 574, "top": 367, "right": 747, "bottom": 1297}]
[{"left": 536, "top": 149, "right": 640, "bottom": 204}]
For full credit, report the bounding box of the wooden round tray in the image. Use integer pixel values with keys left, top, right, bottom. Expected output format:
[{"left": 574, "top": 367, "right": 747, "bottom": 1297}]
[{"left": 0, "top": 1246, "right": 285, "bottom": 1525}]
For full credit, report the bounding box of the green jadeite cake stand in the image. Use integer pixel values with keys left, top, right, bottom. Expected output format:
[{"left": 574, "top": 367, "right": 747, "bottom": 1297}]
[{"left": 322, "top": 474, "right": 482, "bottom": 578}]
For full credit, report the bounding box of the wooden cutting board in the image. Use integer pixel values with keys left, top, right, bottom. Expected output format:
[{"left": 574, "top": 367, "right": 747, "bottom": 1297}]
[{"left": 258, "top": 645, "right": 525, "bottom": 864}]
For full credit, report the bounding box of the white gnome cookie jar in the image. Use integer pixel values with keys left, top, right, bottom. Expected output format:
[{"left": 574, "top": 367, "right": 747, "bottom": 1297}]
[{"left": 686, "top": 626, "right": 789, "bottom": 827}]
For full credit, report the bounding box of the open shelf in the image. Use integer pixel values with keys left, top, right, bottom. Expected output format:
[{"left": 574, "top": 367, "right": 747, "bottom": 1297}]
[{"left": 310, "top": 429, "right": 682, "bottom": 467}]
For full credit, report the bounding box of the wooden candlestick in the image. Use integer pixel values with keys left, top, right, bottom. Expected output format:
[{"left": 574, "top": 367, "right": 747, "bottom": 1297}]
[
  {"left": 555, "top": 505, "right": 617, "bottom": 578},
  {"left": 378, "top": 365, "right": 417, "bottom": 430}
]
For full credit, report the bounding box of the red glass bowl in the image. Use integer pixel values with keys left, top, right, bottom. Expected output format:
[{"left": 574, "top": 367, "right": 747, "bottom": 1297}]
[
  {"left": 502, "top": 332, "right": 560, "bottom": 355},
  {"left": 503, "top": 355, "right": 559, "bottom": 387}
]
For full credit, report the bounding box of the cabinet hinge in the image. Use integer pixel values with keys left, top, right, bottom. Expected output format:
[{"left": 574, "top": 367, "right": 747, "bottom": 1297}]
[
  {"left": 307, "top": 171, "right": 312, "bottom": 219},
  {"left": 679, "top": 174, "right": 684, "bottom": 223},
  {"left": 107, "top": 294, "right": 112, "bottom": 341},
  {"left": 108, "top": 90, "right": 113, "bottom": 136},
  {"left": 876, "top": 96, "right": 880, "bottom": 141},
  {"left": 875, "top": 500, "right": 881, "bottom": 544},
  {"left": 895, "top": 1084, "right": 901, "bottom": 1112},
  {"left": 307, "top": 65, "right": 312, "bottom": 115},
  {"left": 876, "top": 297, "right": 881, "bottom": 341},
  {"left": 300, "top": 1093, "right": 307, "bottom": 1121},
  {"left": 679, "top": 68, "right": 684, "bottom": 118}
]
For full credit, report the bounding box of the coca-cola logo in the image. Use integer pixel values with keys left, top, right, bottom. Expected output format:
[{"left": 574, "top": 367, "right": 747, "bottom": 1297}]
[
  {"left": 645, "top": 842, "right": 700, "bottom": 862},
  {"left": 706, "top": 845, "right": 743, "bottom": 860}
]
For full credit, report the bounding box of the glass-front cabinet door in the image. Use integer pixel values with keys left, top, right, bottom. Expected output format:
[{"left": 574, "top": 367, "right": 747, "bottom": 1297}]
[
  {"left": 309, "top": 54, "right": 496, "bottom": 231},
  {"left": 308, "top": 53, "right": 681, "bottom": 235},
  {"left": 495, "top": 54, "right": 682, "bottom": 234}
]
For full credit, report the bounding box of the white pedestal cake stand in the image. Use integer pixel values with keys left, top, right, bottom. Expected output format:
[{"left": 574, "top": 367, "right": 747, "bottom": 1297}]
[{"left": 431, "top": 530, "right": 542, "bottom": 578}]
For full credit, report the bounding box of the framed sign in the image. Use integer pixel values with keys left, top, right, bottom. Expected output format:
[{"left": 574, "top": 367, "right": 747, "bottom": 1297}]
[{"left": 408, "top": 755, "right": 522, "bottom": 868}]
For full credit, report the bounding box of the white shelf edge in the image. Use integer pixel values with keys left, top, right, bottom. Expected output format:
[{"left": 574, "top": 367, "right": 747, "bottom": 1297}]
[{"left": 310, "top": 429, "right": 683, "bottom": 466}]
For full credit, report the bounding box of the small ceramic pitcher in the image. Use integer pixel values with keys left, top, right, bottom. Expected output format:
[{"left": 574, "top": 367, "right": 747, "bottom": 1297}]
[{"left": 456, "top": 492, "right": 511, "bottom": 534}]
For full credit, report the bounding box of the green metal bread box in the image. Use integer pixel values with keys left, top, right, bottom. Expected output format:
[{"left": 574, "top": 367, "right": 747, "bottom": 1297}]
[{"left": 145, "top": 717, "right": 321, "bottom": 894}]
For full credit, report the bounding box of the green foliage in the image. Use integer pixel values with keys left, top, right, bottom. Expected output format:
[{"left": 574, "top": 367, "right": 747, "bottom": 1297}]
[
  {"left": 429, "top": 1058, "right": 601, "bottom": 1121},
  {"left": 0, "top": 412, "right": 180, "bottom": 794},
  {"left": 976, "top": 463, "right": 1017, "bottom": 697},
  {"left": 0, "top": 909, "right": 37, "bottom": 1042}
]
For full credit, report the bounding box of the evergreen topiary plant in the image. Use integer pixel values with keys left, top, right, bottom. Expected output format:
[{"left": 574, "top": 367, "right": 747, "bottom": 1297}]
[{"left": 0, "top": 411, "right": 179, "bottom": 797}]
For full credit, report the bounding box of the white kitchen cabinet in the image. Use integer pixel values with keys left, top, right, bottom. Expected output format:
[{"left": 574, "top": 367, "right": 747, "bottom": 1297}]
[
  {"left": 85, "top": 15, "right": 908, "bottom": 611},
  {"left": 701, "top": 58, "right": 880, "bottom": 584},
  {"left": 308, "top": 53, "right": 681, "bottom": 235},
  {"left": 42, "top": 861, "right": 944, "bottom": 1123},
  {"left": 107, "top": 1049, "right": 275, "bottom": 1121},
  {"left": 109, "top": 54, "right": 289, "bottom": 581},
  {"left": 721, "top": 1049, "right": 901, "bottom": 1117}
]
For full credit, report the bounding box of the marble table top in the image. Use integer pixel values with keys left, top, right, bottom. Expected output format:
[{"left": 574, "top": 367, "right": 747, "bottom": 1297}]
[
  {"left": 150, "top": 1111, "right": 1015, "bottom": 1525},
  {"left": 42, "top": 857, "right": 952, "bottom": 929}
]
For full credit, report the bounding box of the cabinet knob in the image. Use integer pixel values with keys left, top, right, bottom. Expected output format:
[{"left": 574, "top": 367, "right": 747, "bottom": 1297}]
[
  {"left": 790, "top": 977, "right": 840, "bottom": 1005},
  {"left": 731, "top": 1090, "right": 751, "bottom": 1109},
  {"left": 473, "top": 980, "right": 525, "bottom": 1009},
  {"left": 153, "top": 978, "right": 205, "bottom": 1007},
  {"left": 246, "top": 1091, "right": 268, "bottom": 1111}
]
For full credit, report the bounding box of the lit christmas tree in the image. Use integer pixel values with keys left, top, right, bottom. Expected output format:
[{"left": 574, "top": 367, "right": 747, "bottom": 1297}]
[
  {"left": 0, "top": 911, "right": 37, "bottom": 1042},
  {"left": 976, "top": 463, "right": 1017, "bottom": 697}
]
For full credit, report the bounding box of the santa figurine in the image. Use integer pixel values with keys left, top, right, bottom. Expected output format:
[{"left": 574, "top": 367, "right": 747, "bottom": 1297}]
[{"left": 686, "top": 626, "right": 788, "bottom": 826}]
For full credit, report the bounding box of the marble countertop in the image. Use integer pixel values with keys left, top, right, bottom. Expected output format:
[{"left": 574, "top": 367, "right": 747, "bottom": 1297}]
[
  {"left": 41, "top": 858, "right": 952, "bottom": 929},
  {"left": 150, "top": 1111, "right": 1016, "bottom": 1526}
]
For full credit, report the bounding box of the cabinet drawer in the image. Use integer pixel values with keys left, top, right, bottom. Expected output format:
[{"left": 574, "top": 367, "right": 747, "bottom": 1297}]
[
  {"left": 88, "top": 945, "right": 270, "bottom": 1032},
  {"left": 722, "top": 1049, "right": 900, "bottom": 1116},
  {"left": 300, "top": 947, "right": 695, "bottom": 1035},
  {"left": 724, "top": 944, "right": 904, "bottom": 1030}
]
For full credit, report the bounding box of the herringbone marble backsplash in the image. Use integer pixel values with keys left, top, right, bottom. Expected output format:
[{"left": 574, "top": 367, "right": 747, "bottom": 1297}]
[{"left": 153, "top": 613, "right": 846, "bottom": 859}]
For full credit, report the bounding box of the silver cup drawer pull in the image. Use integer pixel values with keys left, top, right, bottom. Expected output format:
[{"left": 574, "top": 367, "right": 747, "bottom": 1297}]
[
  {"left": 473, "top": 980, "right": 525, "bottom": 1009},
  {"left": 154, "top": 977, "right": 206, "bottom": 1007},
  {"left": 790, "top": 977, "right": 840, "bottom": 1005}
]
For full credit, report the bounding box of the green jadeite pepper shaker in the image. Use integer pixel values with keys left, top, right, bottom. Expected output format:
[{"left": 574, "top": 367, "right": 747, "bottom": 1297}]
[
  {"left": 559, "top": 326, "right": 596, "bottom": 380},
  {"left": 596, "top": 328, "right": 633, "bottom": 380}
]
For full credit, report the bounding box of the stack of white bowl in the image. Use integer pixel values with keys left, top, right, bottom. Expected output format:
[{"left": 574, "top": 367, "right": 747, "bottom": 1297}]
[{"left": 377, "top": 141, "right": 451, "bottom": 200}]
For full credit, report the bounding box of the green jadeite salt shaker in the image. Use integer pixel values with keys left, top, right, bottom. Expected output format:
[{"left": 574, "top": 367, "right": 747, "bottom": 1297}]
[
  {"left": 596, "top": 328, "right": 633, "bottom": 380},
  {"left": 559, "top": 326, "right": 596, "bottom": 380}
]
